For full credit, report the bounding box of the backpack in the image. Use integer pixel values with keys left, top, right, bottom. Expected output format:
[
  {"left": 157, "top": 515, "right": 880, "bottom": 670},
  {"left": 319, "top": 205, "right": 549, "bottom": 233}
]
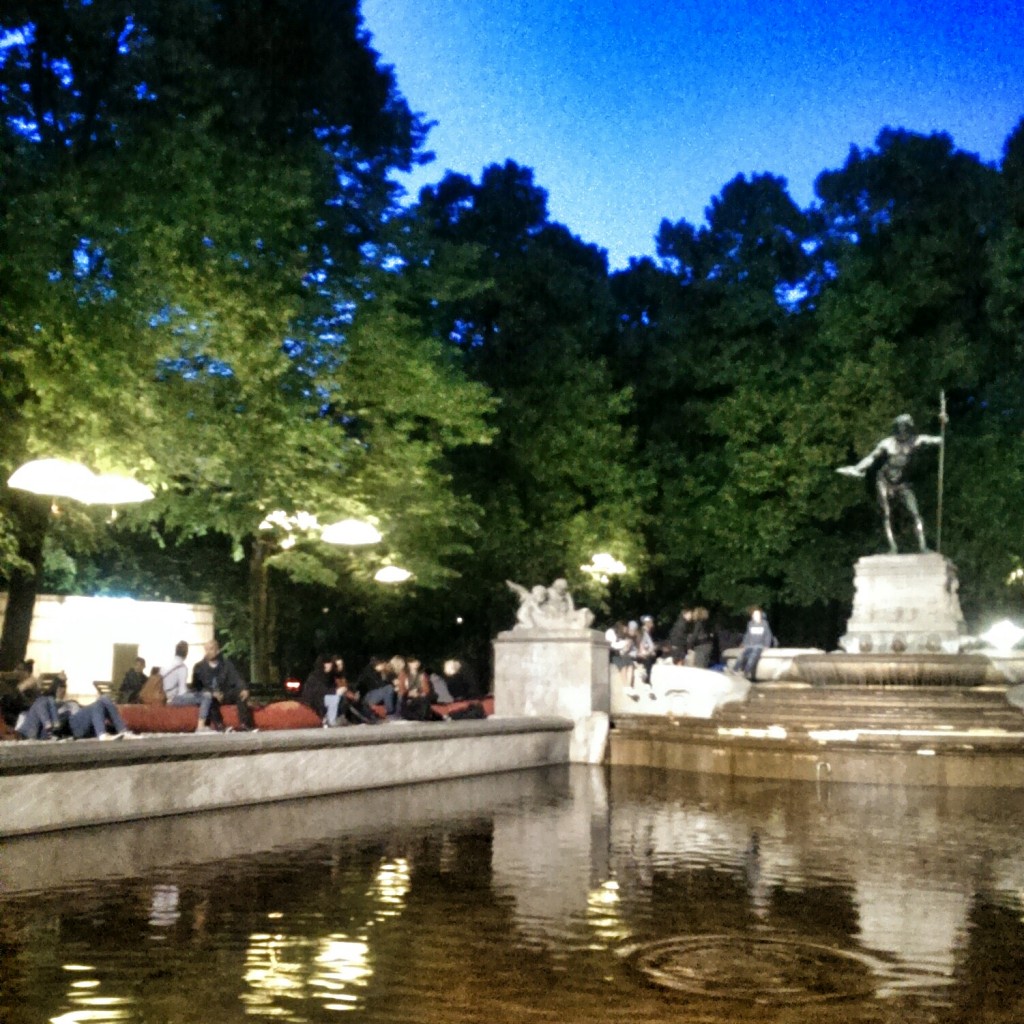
[{"left": 140, "top": 673, "right": 167, "bottom": 706}]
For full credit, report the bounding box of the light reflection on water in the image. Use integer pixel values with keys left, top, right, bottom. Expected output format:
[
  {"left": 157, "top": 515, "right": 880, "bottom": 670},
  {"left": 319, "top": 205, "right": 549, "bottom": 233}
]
[{"left": 2, "top": 765, "right": 1024, "bottom": 1023}]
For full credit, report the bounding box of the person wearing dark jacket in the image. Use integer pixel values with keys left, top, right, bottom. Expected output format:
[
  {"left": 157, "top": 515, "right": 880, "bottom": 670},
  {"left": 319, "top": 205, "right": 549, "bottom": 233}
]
[
  {"left": 300, "top": 654, "right": 336, "bottom": 721},
  {"left": 192, "top": 640, "right": 254, "bottom": 731},
  {"left": 732, "top": 608, "right": 775, "bottom": 681},
  {"left": 442, "top": 659, "right": 482, "bottom": 701},
  {"left": 668, "top": 608, "right": 692, "bottom": 663},
  {"left": 688, "top": 607, "right": 715, "bottom": 669},
  {"left": 355, "top": 655, "right": 390, "bottom": 699},
  {"left": 400, "top": 672, "right": 444, "bottom": 722},
  {"left": 118, "top": 658, "right": 147, "bottom": 703}
]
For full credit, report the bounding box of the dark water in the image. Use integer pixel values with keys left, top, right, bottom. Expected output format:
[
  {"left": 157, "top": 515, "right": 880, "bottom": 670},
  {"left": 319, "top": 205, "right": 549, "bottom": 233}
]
[{"left": 2, "top": 765, "right": 1024, "bottom": 1023}]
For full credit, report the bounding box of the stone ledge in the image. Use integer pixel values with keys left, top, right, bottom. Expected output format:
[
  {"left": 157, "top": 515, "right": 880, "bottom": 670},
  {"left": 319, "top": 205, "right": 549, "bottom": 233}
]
[
  {"left": 0, "top": 717, "right": 573, "bottom": 836},
  {"left": 0, "top": 716, "right": 570, "bottom": 776},
  {"left": 610, "top": 683, "right": 1024, "bottom": 787}
]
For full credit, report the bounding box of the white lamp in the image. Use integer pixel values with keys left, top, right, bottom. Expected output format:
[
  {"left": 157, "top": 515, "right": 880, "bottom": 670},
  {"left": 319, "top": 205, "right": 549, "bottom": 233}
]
[
  {"left": 8, "top": 459, "right": 153, "bottom": 504},
  {"left": 80, "top": 473, "right": 155, "bottom": 505},
  {"left": 374, "top": 566, "right": 412, "bottom": 584},
  {"left": 321, "top": 519, "right": 383, "bottom": 545},
  {"left": 580, "top": 552, "right": 627, "bottom": 583}
]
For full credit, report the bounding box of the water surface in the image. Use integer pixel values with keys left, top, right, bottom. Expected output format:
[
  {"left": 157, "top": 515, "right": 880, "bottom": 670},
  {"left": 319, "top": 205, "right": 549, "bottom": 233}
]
[{"left": 2, "top": 765, "right": 1023, "bottom": 1023}]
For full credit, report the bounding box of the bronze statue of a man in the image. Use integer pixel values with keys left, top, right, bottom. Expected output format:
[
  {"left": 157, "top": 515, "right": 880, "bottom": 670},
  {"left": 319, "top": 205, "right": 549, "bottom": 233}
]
[{"left": 837, "top": 413, "right": 944, "bottom": 553}]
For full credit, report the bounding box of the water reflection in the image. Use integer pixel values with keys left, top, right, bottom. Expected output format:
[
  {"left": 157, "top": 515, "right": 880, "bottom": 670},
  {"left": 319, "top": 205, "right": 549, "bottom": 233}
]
[
  {"left": 2, "top": 766, "right": 1024, "bottom": 1022},
  {"left": 242, "top": 927, "right": 372, "bottom": 1016}
]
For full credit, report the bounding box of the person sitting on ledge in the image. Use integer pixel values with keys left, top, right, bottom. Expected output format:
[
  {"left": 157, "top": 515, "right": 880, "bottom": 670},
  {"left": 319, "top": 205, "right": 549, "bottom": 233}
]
[
  {"left": 329, "top": 664, "right": 379, "bottom": 726},
  {"left": 688, "top": 607, "right": 715, "bottom": 669},
  {"left": 442, "top": 658, "right": 482, "bottom": 701},
  {"left": 732, "top": 607, "right": 775, "bottom": 682},
  {"left": 355, "top": 654, "right": 390, "bottom": 699},
  {"left": 327, "top": 655, "right": 373, "bottom": 725},
  {"left": 606, "top": 620, "right": 637, "bottom": 693},
  {"left": 300, "top": 653, "right": 336, "bottom": 723},
  {"left": 192, "top": 639, "right": 255, "bottom": 733},
  {"left": 362, "top": 656, "right": 404, "bottom": 718},
  {"left": 635, "top": 615, "right": 660, "bottom": 688},
  {"left": 2, "top": 660, "right": 44, "bottom": 736},
  {"left": 163, "top": 640, "right": 215, "bottom": 724},
  {"left": 399, "top": 669, "right": 445, "bottom": 722},
  {"left": 428, "top": 665, "right": 456, "bottom": 704},
  {"left": 118, "top": 657, "right": 148, "bottom": 703}
]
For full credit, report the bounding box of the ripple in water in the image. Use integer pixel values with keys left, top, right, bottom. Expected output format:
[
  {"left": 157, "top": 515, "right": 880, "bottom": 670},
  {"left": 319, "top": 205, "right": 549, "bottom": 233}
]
[{"left": 624, "top": 934, "right": 891, "bottom": 1005}]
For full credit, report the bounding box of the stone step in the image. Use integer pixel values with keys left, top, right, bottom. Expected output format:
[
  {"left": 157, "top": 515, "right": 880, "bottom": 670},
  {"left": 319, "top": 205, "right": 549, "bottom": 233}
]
[
  {"left": 614, "top": 713, "right": 1024, "bottom": 749},
  {"left": 614, "top": 683, "right": 1024, "bottom": 750},
  {"left": 718, "top": 689, "right": 1023, "bottom": 731}
]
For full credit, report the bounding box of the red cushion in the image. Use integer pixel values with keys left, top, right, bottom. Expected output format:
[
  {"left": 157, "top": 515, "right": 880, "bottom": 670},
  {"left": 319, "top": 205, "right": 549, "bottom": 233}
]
[
  {"left": 254, "top": 701, "right": 322, "bottom": 731},
  {"left": 118, "top": 700, "right": 322, "bottom": 733}
]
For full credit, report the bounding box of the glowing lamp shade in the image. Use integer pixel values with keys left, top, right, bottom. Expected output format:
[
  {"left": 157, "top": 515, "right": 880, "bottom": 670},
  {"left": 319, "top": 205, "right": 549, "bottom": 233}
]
[
  {"left": 8, "top": 459, "right": 96, "bottom": 499},
  {"left": 81, "top": 473, "right": 154, "bottom": 505},
  {"left": 590, "top": 552, "right": 627, "bottom": 575},
  {"left": 374, "top": 566, "right": 412, "bottom": 584},
  {"left": 320, "top": 519, "right": 383, "bottom": 546},
  {"left": 580, "top": 552, "right": 627, "bottom": 582},
  {"left": 8, "top": 459, "right": 153, "bottom": 504}
]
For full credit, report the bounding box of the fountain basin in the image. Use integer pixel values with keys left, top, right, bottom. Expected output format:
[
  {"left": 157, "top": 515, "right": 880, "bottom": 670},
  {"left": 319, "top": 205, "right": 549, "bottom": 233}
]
[{"left": 789, "top": 652, "right": 1024, "bottom": 687}]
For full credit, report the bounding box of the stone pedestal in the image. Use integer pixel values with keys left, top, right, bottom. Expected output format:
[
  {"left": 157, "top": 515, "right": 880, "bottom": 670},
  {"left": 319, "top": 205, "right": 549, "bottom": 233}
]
[
  {"left": 493, "top": 629, "right": 610, "bottom": 763},
  {"left": 840, "top": 553, "right": 968, "bottom": 654}
]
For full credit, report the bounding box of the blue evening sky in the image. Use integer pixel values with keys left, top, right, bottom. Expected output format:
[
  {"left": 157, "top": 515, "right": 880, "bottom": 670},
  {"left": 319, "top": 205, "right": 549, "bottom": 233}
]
[{"left": 361, "top": 0, "right": 1024, "bottom": 269}]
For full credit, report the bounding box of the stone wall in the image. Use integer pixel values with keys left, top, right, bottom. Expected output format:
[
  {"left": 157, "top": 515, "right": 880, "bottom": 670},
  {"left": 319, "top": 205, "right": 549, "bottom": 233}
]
[
  {"left": 0, "top": 594, "right": 214, "bottom": 700},
  {"left": 0, "top": 718, "right": 573, "bottom": 836}
]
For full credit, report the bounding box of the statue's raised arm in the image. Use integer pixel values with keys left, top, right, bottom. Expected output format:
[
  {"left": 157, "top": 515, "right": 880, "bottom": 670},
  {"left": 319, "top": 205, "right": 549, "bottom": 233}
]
[{"left": 837, "top": 438, "right": 889, "bottom": 478}]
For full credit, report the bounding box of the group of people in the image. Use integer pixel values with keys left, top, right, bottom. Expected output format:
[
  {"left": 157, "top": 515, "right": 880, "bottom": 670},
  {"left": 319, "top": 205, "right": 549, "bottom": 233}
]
[
  {"left": 116, "top": 638, "right": 255, "bottom": 733},
  {"left": 2, "top": 660, "right": 138, "bottom": 741},
  {"left": 606, "top": 608, "right": 717, "bottom": 697},
  {"left": 299, "top": 653, "right": 485, "bottom": 726},
  {"left": 1, "top": 638, "right": 256, "bottom": 740},
  {"left": 605, "top": 604, "right": 777, "bottom": 693},
  {"left": 2, "top": 639, "right": 488, "bottom": 741}
]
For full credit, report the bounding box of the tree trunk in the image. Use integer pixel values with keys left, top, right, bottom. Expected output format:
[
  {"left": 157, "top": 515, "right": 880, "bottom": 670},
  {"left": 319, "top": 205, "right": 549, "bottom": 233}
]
[
  {"left": 249, "top": 536, "right": 273, "bottom": 687},
  {"left": 266, "top": 575, "right": 279, "bottom": 687},
  {"left": 0, "top": 492, "right": 50, "bottom": 671}
]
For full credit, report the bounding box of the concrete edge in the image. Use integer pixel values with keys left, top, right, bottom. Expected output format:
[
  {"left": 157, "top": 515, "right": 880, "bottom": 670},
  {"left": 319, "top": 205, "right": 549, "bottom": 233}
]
[{"left": 0, "top": 716, "right": 572, "bottom": 776}]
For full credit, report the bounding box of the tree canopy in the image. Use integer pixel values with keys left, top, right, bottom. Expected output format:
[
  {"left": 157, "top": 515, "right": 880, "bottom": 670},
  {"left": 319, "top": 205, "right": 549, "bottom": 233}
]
[
  {"left": 3, "top": 1, "right": 1022, "bottom": 675},
  {"left": 0, "top": 0, "right": 490, "bottom": 677}
]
